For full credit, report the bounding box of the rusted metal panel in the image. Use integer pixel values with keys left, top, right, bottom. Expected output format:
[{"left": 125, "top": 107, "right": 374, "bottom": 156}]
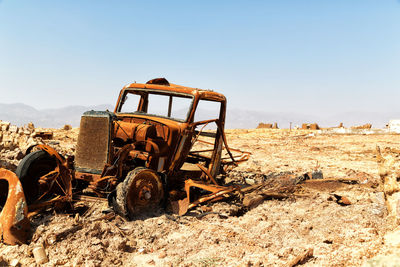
[
  {"left": 114, "top": 121, "right": 157, "bottom": 142},
  {"left": 116, "top": 81, "right": 226, "bottom": 114},
  {"left": 36, "top": 145, "right": 73, "bottom": 199},
  {"left": 0, "top": 168, "right": 30, "bottom": 245},
  {"left": 146, "top": 78, "right": 170, "bottom": 86}
]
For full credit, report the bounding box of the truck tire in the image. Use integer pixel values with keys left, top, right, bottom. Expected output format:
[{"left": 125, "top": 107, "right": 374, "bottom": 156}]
[
  {"left": 15, "top": 150, "right": 57, "bottom": 204},
  {"left": 114, "top": 167, "right": 164, "bottom": 220}
]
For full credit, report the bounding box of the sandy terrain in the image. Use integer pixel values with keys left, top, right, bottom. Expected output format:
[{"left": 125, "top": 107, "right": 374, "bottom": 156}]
[{"left": 1, "top": 128, "right": 400, "bottom": 266}]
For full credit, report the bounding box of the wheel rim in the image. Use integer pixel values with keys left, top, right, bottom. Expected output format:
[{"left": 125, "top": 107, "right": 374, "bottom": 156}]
[{"left": 125, "top": 169, "right": 163, "bottom": 216}]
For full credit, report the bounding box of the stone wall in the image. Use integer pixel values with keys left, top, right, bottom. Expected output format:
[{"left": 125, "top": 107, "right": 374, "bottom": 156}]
[
  {"left": 0, "top": 121, "right": 42, "bottom": 170},
  {"left": 257, "top": 122, "right": 279, "bottom": 129}
]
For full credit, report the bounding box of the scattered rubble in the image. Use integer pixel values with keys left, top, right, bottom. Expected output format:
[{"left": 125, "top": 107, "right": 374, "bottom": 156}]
[
  {"left": 0, "top": 120, "right": 78, "bottom": 171},
  {"left": 0, "top": 121, "right": 41, "bottom": 171},
  {"left": 1, "top": 127, "right": 400, "bottom": 265}
]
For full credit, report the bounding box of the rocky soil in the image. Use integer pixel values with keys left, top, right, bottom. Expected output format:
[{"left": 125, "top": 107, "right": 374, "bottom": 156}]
[{"left": 1, "top": 126, "right": 400, "bottom": 266}]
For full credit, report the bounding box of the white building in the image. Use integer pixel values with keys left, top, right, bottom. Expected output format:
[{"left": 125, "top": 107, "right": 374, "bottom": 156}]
[{"left": 388, "top": 120, "right": 400, "bottom": 133}]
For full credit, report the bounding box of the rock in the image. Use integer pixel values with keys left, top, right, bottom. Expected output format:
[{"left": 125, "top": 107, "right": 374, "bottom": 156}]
[
  {"left": 384, "top": 229, "right": 400, "bottom": 247},
  {"left": 33, "top": 245, "right": 48, "bottom": 264},
  {"left": 146, "top": 259, "right": 155, "bottom": 265},
  {"left": 74, "top": 213, "right": 80, "bottom": 223},
  {"left": 63, "top": 125, "right": 72, "bottom": 130},
  {"left": 0, "top": 257, "right": 8, "bottom": 266},
  {"left": 14, "top": 149, "right": 24, "bottom": 160},
  {"left": 370, "top": 192, "right": 386, "bottom": 217},
  {"left": 363, "top": 254, "right": 400, "bottom": 267},
  {"left": 331, "top": 194, "right": 351, "bottom": 206},
  {"left": 117, "top": 240, "right": 131, "bottom": 252},
  {"left": 311, "top": 170, "right": 323, "bottom": 179},
  {"left": 200, "top": 206, "right": 212, "bottom": 212},
  {"left": 245, "top": 178, "right": 256, "bottom": 185},
  {"left": 9, "top": 125, "right": 18, "bottom": 133},
  {"left": 2, "top": 134, "right": 13, "bottom": 143},
  {"left": 339, "top": 196, "right": 351, "bottom": 205},
  {"left": 158, "top": 251, "right": 167, "bottom": 259},
  {"left": 6, "top": 151, "right": 15, "bottom": 160},
  {"left": 127, "top": 240, "right": 137, "bottom": 248},
  {"left": 9, "top": 259, "right": 19, "bottom": 267},
  {"left": 48, "top": 140, "right": 60, "bottom": 145},
  {"left": 1, "top": 121, "right": 10, "bottom": 131},
  {"left": 55, "top": 259, "right": 68, "bottom": 265},
  {"left": 27, "top": 122, "right": 35, "bottom": 130},
  {"left": 91, "top": 238, "right": 102, "bottom": 246}
]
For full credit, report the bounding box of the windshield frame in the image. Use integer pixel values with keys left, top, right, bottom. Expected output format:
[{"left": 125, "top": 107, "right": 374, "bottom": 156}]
[{"left": 116, "top": 88, "right": 195, "bottom": 123}]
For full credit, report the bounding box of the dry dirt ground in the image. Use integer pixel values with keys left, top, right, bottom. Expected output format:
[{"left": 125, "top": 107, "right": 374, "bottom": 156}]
[{"left": 2, "top": 128, "right": 400, "bottom": 266}]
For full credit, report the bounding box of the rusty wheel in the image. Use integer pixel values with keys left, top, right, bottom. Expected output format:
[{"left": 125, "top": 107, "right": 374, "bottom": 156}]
[
  {"left": 115, "top": 167, "right": 164, "bottom": 219},
  {"left": 15, "top": 150, "right": 57, "bottom": 204}
]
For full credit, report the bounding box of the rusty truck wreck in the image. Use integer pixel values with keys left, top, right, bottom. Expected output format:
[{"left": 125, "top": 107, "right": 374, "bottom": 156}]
[{"left": 0, "top": 78, "right": 249, "bottom": 244}]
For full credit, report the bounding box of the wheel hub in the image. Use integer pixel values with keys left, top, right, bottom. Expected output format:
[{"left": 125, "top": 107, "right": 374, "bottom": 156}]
[{"left": 123, "top": 168, "right": 164, "bottom": 218}]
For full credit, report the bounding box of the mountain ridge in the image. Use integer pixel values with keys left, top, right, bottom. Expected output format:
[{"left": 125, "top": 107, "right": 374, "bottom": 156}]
[{"left": 0, "top": 103, "right": 397, "bottom": 129}]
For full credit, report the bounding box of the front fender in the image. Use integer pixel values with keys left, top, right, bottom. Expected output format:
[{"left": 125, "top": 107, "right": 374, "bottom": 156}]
[{"left": 0, "top": 168, "right": 30, "bottom": 245}]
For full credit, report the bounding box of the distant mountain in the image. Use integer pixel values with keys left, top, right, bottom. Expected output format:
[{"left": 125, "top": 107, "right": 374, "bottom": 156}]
[
  {"left": 0, "top": 103, "right": 397, "bottom": 129},
  {"left": 0, "top": 103, "right": 114, "bottom": 128}
]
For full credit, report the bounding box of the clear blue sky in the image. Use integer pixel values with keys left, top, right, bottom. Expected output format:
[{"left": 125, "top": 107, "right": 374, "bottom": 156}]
[{"left": 0, "top": 0, "right": 399, "bottom": 115}]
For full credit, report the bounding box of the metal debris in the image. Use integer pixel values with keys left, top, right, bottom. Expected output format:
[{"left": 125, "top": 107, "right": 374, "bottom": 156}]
[{"left": 0, "top": 168, "right": 30, "bottom": 245}]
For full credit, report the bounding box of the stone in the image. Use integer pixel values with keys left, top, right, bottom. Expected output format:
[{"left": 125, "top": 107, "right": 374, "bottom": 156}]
[
  {"left": 364, "top": 254, "right": 400, "bottom": 267},
  {"left": 311, "top": 170, "right": 323, "bottom": 179},
  {"left": 14, "top": 149, "right": 24, "bottom": 160},
  {"left": 0, "top": 257, "right": 8, "bottom": 266},
  {"left": 146, "top": 259, "right": 155, "bottom": 265},
  {"left": 9, "top": 259, "right": 19, "bottom": 267},
  {"left": 2, "top": 134, "right": 12, "bottom": 143},
  {"left": 384, "top": 229, "right": 400, "bottom": 247},
  {"left": 63, "top": 124, "right": 72, "bottom": 130},
  {"left": 158, "top": 251, "right": 167, "bottom": 259},
  {"left": 245, "top": 178, "right": 256, "bottom": 185},
  {"left": 0, "top": 121, "right": 10, "bottom": 131},
  {"left": 339, "top": 196, "right": 351, "bottom": 205},
  {"left": 9, "top": 125, "right": 18, "bottom": 133},
  {"left": 371, "top": 192, "right": 387, "bottom": 217},
  {"left": 27, "top": 122, "right": 35, "bottom": 130},
  {"left": 32, "top": 245, "right": 48, "bottom": 264}
]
